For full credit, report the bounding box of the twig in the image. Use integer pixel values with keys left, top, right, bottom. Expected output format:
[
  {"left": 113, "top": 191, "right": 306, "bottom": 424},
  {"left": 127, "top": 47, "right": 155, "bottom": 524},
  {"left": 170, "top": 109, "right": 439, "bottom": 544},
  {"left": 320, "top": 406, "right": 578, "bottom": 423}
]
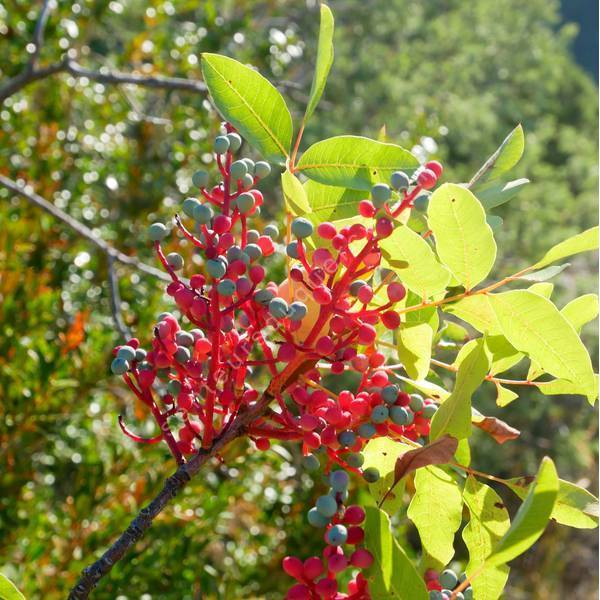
[
  {"left": 67, "top": 390, "right": 275, "bottom": 599},
  {"left": 29, "top": 0, "right": 54, "bottom": 68},
  {"left": 107, "top": 255, "right": 131, "bottom": 339},
  {"left": 0, "top": 174, "right": 170, "bottom": 282}
]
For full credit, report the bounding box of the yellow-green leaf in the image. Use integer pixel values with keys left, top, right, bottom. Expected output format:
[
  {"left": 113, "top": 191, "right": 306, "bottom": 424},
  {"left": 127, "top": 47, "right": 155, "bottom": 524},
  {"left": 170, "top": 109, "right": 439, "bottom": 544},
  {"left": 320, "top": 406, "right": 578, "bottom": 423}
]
[
  {"left": 487, "top": 457, "right": 558, "bottom": 567},
  {"left": 428, "top": 183, "right": 497, "bottom": 290},
  {"left": 407, "top": 466, "right": 463, "bottom": 569},
  {"left": 489, "top": 290, "right": 597, "bottom": 404},
  {"left": 462, "top": 476, "right": 510, "bottom": 600},
  {"left": 430, "top": 338, "right": 491, "bottom": 440},
  {"left": 201, "top": 53, "right": 292, "bottom": 164},
  {"left": 0, "top": 574, "right": 25, "bottom": 600},
  {"left": 304, "top": 4, "right": 334, "bottom": 121},
  {"left": 364, "top": 507, "right": 429, "bottom": 600},
  {"left": 398, "top": 322, "right": 433, "bottom": 380},
  {"left": 496, "top": 383, "right": 519, "bottom": 407},
  {"left": 444, "top": 295, "right": 503, "bottom": 335},
  {"left": 561, "top": 294, "right": 599, "bottom": 333},
  {"left": 304, "top": 179, "right": 363, "bottom": 223},
  {"left": 281, "top": 169, "right": 311, "bottom": 216},
  {"left": 296, "top": 135, "right": 419, "bottom": 190},
  {"left": 532, "top": 226, "right": 599, "bottom": 269},
  {"left": 380, "top": 224, "right": 451, "bottom": 298}
]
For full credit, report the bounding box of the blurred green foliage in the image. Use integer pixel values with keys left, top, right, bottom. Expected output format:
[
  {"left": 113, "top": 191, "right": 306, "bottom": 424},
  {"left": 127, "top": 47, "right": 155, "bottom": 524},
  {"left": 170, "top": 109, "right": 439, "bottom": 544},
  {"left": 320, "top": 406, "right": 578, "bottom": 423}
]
[{"left": 0, "top": 0, "right": 596, "bottom": 598}]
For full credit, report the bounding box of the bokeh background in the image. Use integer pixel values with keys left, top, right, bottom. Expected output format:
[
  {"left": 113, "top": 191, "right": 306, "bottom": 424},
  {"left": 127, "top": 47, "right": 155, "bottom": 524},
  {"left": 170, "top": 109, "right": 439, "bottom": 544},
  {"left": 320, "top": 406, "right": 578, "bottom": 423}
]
[{"left": 0, "top": 1, "right": 597, "bottom": 598}]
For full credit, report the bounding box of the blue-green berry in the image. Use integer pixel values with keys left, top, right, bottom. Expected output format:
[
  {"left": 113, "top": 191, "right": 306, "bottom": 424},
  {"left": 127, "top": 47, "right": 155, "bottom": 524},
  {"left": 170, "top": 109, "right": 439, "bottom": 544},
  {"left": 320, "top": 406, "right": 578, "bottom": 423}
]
[
  {"left": 316, "top": 494, "right": 338, "bottom": 518},
  {"left": 391, "top": 171, "right": 410, "bottom": 191},
  {"left": 381, "top": 384, "right": 399, "bottom": 404},
  {"left": 362, "top": 467, "right": 380, "bottom": 483},
  {"left": 235, "top": 192, "right": 255, "bottom": 214},
  {"left": 242, "top": 158, "right": 255, "bottom": 174},
  {"left": 226, "top": 132, "right": 242, "bottom": 152},
  {"left": 255, "top": 161, "right": 271, "bottom": 178},
  {"left": 206, "top": 259, "right": 227, "bottom": 279},
  {"left": 166, "top": 253, "right": 184, "bottom": 270},
  {"left": 174, "top": 346, "right": 191, "bottom": 363},
  {"left": 183, "top": 197, "right": 200, "bottom": 218},
  {"left": 371, "top": 183, "right": 391, "bottom": 206},
  {"left": 409, "top": 393, "right": 424, "bottom": 412},
  {"left": 116, "top": 346, "right": 136, "bottom": 362},
  {"left": 413, "top": 192, "right": 430, "bottom": 212},
  {"left": 288, "top": 301, "right": 307, "bottom": 322},
  {"left": 254, "top": 289, "right": 275, "bottom": 305},
  {"left": 244, "top": 243, "right": 262, "bottom": 261},
  {"left": 111, "top": 357, "right": 129, "bottom": 375},
  {"left": 286, "top": 241, "right": 299, "bottom": 259},
  {"left": 193, "top": 202, "right": 214, "bottom": 224},
  {"left": 358, "top": 423, "right": 376, "bottom": 439},
  {"left": 454, "top": 594, "right": 464, "bottom": 600},
  {"left": 148, "top": 222, "right": 168, "bottom": 241},
  {"left": 338, "top": 430, "right": 357, "bottom": 447},
  {"left": 213, "top": 136, "right": 230, "bottom": 154},
  {"left": 230, "top": 160, "right": 248, "bottom": 180},
  {"left": 429, "top": 592, "right": 444, "bottom": 600},
  {"left": 439, "top": 570, "right": 458, "bottom": 590},
  {"left": 240, "top": 173, "right": 254, "bottom": 189},
  {"left": 371, "top": 405, "right": 389, "bottom": 423},
  {"left": 246, "top": 229, "right": 260, "bottom": 243},
  {"left": 291, "top": 217, "right": 314, "bottom": 239},
  {"left": 263, "top": 224, "right": 279, "bottom": 239},
  {"left": 175, "top": 331, "right": 194, "bottom": 347},
  {"left": 463, "top": 588, "right": 473, "bottom": 600},
  {"left": 329, "top": 470, "right": 349, "bottom": 492},
  {"left": 217, "top": 279, "right": 236, "bottom": 296},
  {"left": 135, "top": 348, "right": 147, "bottom": 362},
  {"left": 227, "top": 246, "right": 243, "bottom": 262},
  {"left": 390, "top": 406, "right": 410, "bottom": 425},
  {"left": 422, "top": 403, "right": 438, "bottom": 419},
  {"left": 308, "top": 507, "right": 330, "bottom": 527},
  {"left": 268, "top": 297, "right": 289, "bottom": 319},
  {"left": 302, "top": 454, "right": 320, "bottom": 471},
  {"left": 326, "top": 524, "right": 348, "bottom": 546},
  {"left": 192, "top": 170, "right": 209, "bottom": 188}
]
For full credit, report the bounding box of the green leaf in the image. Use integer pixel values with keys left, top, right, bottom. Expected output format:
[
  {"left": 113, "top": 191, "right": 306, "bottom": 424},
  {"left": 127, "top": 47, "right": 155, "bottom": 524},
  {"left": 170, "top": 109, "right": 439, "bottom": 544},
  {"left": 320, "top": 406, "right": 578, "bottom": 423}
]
[
  {"left": 462, "top": 477, "right": 510, "bottom": 600},
  {"left": 430, "top": 338, "right": 491, "bottom": 440},
  {"left": 281, "top": 169, "right": 311, "bottom": 216},
  {"left": 364, "top": 507, "right": 429, "bottom": 600},
  {"left": 527, "top": 281, "right": 554, "bottom": 298},
  {"left": 477, "top": 177, "right": 530, "bottom": 210},
  {"left": 407, "top": 466, "right": 463, "bottom": 569},
  {"left": 444, "top": 295, "right": 502, "bottom": 335},
  {"left": 532, "top": 226, "right": 599, "bottom": 270},
  {"left": 442, "top": 321, "right": 470, "bottom": 343},
  {"left": 380, "top": 225, "right": 451, "bottom": 298},
  {"left": 487, "top": 457, "right": 558, "bottom": 567},
  {"left": 535, "top": 376, "right": 599, "bottom": 399},
  {"left": 496, "top": 384, "right": 519, "bottom": 407},
  {"left": 393, "top": 375, "right": 450, "bottom": 403},
  {"left": 201, "top": 53, "right": 293, "bottom": 164},
  {"left": 505, "top": 477, "right": 599, "bottom": 529},
  {"left": 304, "top": 4, "right": 334, "bottom": 122},
  {"left": 0, "top": 574, "right": 25, "bottom": 600},
  {"left": 362, "top": 438, "right": 412, "bottom": 513},
  {"left": 304, "top": 179, "right": 363, "bottom": 223},
  {"left": 561, "top": 294, "right": 599, "bottom": 333},
  {"left": 428, "top": 184, "right": 497, "bottom": 290},
  {"left": 486, "top": 335, "right": 524, "bottom": 376},
  {"left": 489, "top": 290, "right": 597, "bottom": 404},
  {"left": 296, "top": 135, "right": 418, "bottom": 190},
  {"left": 469, "top": 124, "right": 525, "bottom": 187}
]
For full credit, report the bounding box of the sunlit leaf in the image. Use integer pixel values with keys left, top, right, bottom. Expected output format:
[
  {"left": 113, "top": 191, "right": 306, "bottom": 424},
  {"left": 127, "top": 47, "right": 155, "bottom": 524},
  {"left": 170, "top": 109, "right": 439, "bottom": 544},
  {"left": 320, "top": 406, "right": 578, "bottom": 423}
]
[
  {"left": 532, "top": 226, "right": 599, "bottom": 270},
  {"left": 281, "top": 169, "right": 311, "bottom": 216}
]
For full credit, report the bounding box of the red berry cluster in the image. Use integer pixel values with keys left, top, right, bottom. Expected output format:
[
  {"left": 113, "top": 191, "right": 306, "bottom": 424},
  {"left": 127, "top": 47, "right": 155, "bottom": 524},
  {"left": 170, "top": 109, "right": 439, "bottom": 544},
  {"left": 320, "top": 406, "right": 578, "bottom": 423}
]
[{"left": 110, "top": 123, "right": 444, "bottom": 596}]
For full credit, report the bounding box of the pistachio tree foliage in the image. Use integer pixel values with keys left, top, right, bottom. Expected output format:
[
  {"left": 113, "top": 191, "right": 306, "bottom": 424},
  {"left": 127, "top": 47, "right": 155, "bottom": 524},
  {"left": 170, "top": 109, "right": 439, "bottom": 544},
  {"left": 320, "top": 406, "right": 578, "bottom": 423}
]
[{"left": 67, "top": 6, "right": 600, "bottom": 600}]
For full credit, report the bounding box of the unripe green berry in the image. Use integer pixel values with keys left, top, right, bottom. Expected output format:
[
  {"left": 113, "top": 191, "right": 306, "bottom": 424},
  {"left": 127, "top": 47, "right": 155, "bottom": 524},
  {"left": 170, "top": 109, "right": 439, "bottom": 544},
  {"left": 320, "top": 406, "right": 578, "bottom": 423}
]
[
  {"left": 135, "top": 348, "right": 147, "bottom": 362},
  {"left": 345, "top": 452, "right": 364, "bottom": 468},
  {"left": 391, "top": 171, "right": 410, "bottom": 190},
  {"left": 244, "top": 243, "right": 262, "bottom": 261},
  {"left": 409, "top": 393, "right": 424, "bottom": 412},
  {"left": 288, "top": 301, "right": 307, "bottom": 322},
  {"left": 263, "top": 224, "right": 279, "bottom": 239},
  {"left": 235, "top": 192, "right": 255, "bottom": 214},
  {"left": 148, "top": 222, "right": 168, "bottom": 241},
  {"left": 286, "top": 241, "right": 299, "bottom": 259},
  {"left": 268, "top": 297, "right": 289, "bottom": 319},
  {"left": 117, "top": 346, "right": 136, "bottom": 361},
  {"left": 326, "top": 524, "right": 348, "bottom": 546},
  {"left": 254, "top": 161, "right": 271, "bottom": 178},
  {"left": 174, "top": 346, "right": 191, "bottom": 363},
  {"left": 242, "top": 158, "right": 255, "bottom": 174},
  {"left": 439, "top": 570, "right": 458, "bottom": 590},
  {"left": 183, "top": 197, "right": 200, "bottom": 218},
  {"left": 413, "top": 192, "right": 430, "bottom": 212},
  {"left": 308, "top": 507, "right": 330, "bottom": 527},
  {"left": 338, "top": 430, "right": 357, "bottom": 447},
  {"left": 246, "top": 229, "right": 260, "bottom": 243},
  {"left": 422, "top": 403, "right": 438, "bottom": 419},
  {"left": 254, "top": 289, "right": 275, "bottom": 305},
  {"left": 316, "top": 494, "right": 338, "bottom": 518},
  {"left": 302, "top": 454, "right": 320, "bottom": 471},
  {"left": 175, "top": 331, "right": 195, "bottom": 347},
  {"left": 206, "top": 259, "right": 227, "bottom": 279},
  {"left": 166, "top": 253, "right": 184, "bottom": 271},
  {"left": 167, "top": 380, "right": 182, "bottom": 396},
  {"left": 217, "top": 279, "right": 236, "bottom": 296},
  {"left": 330, "top": 470, "right": 349, "bottom": 492},
  {"left": 381, "top": 384, "right": 399, "bottom": 404},
  {"left": 371, "top": 405, "right": 389, "bottom": 424},
  {"left": 213, "top": 136, "right": 230, "bottom": 154},
  {"left": 363, "top": 467, "right": 380, "bottom": 483},
  {"left": 358, "top": 423, "right": 376, "bottom": 439},
  {"left": 390, "top": 406, "right": 410, "bottom": 425},
  {"left": 371, "top": 183, "right": 391, "bottom": 206}
]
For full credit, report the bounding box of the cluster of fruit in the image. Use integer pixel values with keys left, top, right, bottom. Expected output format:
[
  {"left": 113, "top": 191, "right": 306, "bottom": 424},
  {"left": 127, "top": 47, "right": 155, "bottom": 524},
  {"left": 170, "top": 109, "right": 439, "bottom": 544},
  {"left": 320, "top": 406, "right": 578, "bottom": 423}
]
[
  {"left": 109, "top": 123, "right": 444, "bottom": 597},
  {"left": 425, "top": 567, "right": 474, "bottom": 600}
]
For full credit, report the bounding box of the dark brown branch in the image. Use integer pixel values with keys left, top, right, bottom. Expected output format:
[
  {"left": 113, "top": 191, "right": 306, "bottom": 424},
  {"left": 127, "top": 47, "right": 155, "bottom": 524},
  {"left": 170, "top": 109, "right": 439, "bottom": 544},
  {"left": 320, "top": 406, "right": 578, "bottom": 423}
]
[
  {"left": 67, "top": 391, "right": 275, "bottom": 599},
  {"left": 30, "top": 0, "right": 53, "bottom": 67},
  {"left": 0, "top": 174, "right": 170, "bottom": 282},
  {"left": 0, "top": 60, "right": 65, "bottom": 104}
]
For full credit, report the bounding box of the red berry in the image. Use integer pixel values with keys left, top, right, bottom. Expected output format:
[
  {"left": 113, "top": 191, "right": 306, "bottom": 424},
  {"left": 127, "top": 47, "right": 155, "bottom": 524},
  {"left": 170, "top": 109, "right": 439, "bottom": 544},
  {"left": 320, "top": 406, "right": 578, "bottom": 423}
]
[
  {"left": 213, "top": 214, "right": 232, "bottom": 233},
  {"left": 381, "top": 310, "right": 401, "bottom": 329},
  {"left": 343, "top": 505, "right": 366, "bottom": 525},
  {"left": 317, "top": 222, "right": 337, "bottom": 240},
  {"left": 255, "top": 438, "right": 270, "bottom": 451},
  {"left": 283, "top": 556, "right": 304, "bottom": 579},
  {"left": 425, "top": 160, "right": 443, "bottom": 178},
  {"left": 313, "top": 285, "right": 332, "bottom": 305},
  {"left": 303, "top": 557, "right": 324, "bottom": 580},
  {"left": 376, "top": 217, "right": 393, "bottom": 238},
  {"left": 417, "top": 168, "right": 437, "bottom": 190},
  {"left": 350, "top": 549, "right": 373, "bottom": 569},
  {"left": 387, "top": 282, "right": 406, "bottom": 302},
  {"left": 358, "top": 199, "right": 376, "bottom": 218}
]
